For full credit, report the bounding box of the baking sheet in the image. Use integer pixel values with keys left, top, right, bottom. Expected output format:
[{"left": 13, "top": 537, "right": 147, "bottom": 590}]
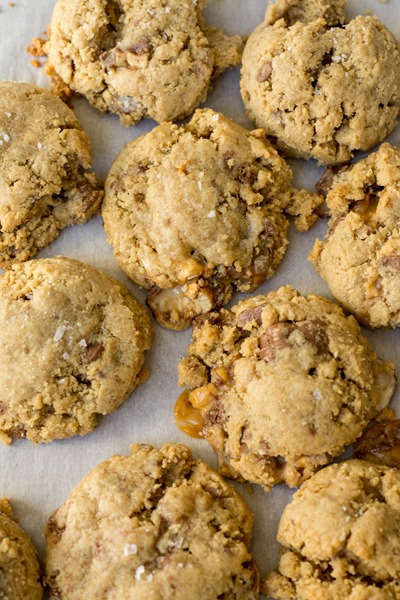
[{"left": 0, "top": 0, "right": 399, "bottom": 596}]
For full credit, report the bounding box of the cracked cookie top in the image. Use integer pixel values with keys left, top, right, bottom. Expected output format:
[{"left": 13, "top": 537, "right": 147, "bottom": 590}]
[
  {"left": 0, "top": 81, "right": 102, "bottom": 265},
  {"left": 263, "top": 460, "right": 400, "bottom": 599},
  {"left": 45, "top": 443, "right": 259, "bottom": 600},
  {"left": 0, "top": 498, "right": 42, "bottom": 600},
  {"left": 102, "top": 108, "right": 322, "bottom": 329},
  {"left": 309, "top": 143, "right": 400, "bottom": 328},
  {"left": 45, "top": 0, "right": 243, "bottom": 125},
  {"left": 0, "top": 257, "right": 152, "bottom": 445},
  {"left": 177, "top": 286, "right": 396, "bottom": 491},
  {"left": 240, "top": 4, "right": 400, "bottom": 164}
]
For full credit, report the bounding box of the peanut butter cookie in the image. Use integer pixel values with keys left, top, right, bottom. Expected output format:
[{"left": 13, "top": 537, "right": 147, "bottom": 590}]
[
  {"left": 177, "top": 286, "right": 396, "bottom": 490},
  {"left": 102, "top": 108, "right": 322, "bottom": 329},
  {"left": 0, "top": 257, "right": 152, "bottom": 444},
  {"left": 263, "top": 460, "right": 400, "bottom": 599},
  {"left": 45, "top": 443, "right": 259, "bottom": 600},
  {"left": 241, "top": 1, "right": 400, "bottom": 164},
  {"left": 0, "top": 81, "right": 102, "bottom": 265},
  {"left": 0, "top": 497, "right": 42, "bottom": 600},
  {"left": 45, "top": 0, "right": 243, "bottom": 125},
  {"left": 309, "top": 143, "right": 400, "bottom": 328}
]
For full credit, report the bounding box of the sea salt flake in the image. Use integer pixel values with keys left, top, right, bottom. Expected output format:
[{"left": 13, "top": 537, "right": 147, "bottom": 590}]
[
  {"left": 198, "top": 181, "right": 202, "bottom": 190},
  {"left": 212, "top": 113, "right": 219, "bottom": 121},
  {"left": 53, "top": 325, "right": 67, "bottom": 342},
  {"left": 79, "top": 339, "right": 87, "bottom": 347},
  {"left": 165, "top": 6, "right": 171, "bottom": 12},
  {"left": 5, "top": 112, "right": 11, "bottom": 118},
  {"left": 37, "top": 142, "right": 43, "bottom": 150},
  {"left": 124, "top": 543, "right": 137, "bottom": 556},
  {"left": 177, "top": 562, "right": 183, "bottom": 568},
  {"left": 313, "top": 389, "right": 322, "bottom": 400},
  {"left": 58, "top": 378, "right": 65, "bottom": 384},
  {"left": 208, "top": 210, "right": 216, "bottom": 218},
  {"left": 1, "top": 133, "right": 10, "bottom": 142},
  {"left": 135, "top": 565, "right": 145, "bottom": 581},
  {"left": 62, "top": 352, "right": 70, "bottom": 360}
]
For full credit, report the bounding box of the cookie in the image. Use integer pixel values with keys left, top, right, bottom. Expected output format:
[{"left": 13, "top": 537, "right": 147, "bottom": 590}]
[
  {"left": 263, "top": 460, "right": 400, "bottom": 599},
  {"left": 45, "top": 0, "right": 243, "bottom": 125},
  {"left": 0, "top": 497, "right": 42, "bottom": 600},
  {"left": 309, "top": 143, "right": 400, "bottom": 328},
  {"left": 45, "top": 443, "right": 259, "bottom": 599},
  {"left": 240, "top": 2, "right": 400, "bottom": 164},
  {"left": 0, "top": 81, "right": 102, "bottom": 265},
  {"left": 102, "top": 108, "right": 322, "bottom": 329},
  {"left": 263, "top": 0, "right": 346, "bottom": 28},
  {"left": 0, "top": 257, "right": 152, "bottom": 445},
  {"left": 176, "top": 286, "right": 396, "bottom": 490}
]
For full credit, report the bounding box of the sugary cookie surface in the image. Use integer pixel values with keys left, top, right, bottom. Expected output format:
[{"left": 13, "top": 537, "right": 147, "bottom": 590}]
[
  {"left": 45, "top": 0, "right": 243, "bottom": 125},
  {"left": 309, "top": 143, "right": 400, "bottom": 328},
  {"left": 177, "top": 286, "right": 396, "bottom": 490},
  {"left": 102, "top": 108, "right": 321, "bottom": 329},
  {"left": 45, "top": 443, "right": 259, "bottom": 599},
  {"left": 0, "top": 257, "right": 152, "bottom": 444},
  {"left": 241, "top": 3, "right": 400, "bottom": 164},
  {"left": 0, "top": 82, "right": 102, "bottom": 265},
  {"left": 0, "top": 497, "right": 42, "bottom": 600},
  {"left": 263, "top": 460, "right": 400, "bottom": 599}
]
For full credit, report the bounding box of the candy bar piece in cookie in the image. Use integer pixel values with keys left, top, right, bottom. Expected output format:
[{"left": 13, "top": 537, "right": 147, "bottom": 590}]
[
  {"left": 0, "top": 257, "right": 152, "bottom": 444},
  {"left": 45, "top": 0, "right": 243, "bottom": 125},
  {"left": 309, "top": 143, "right": 400, "bottom": 328},
  {"left": 45, "top": 443, "right": 259, "bottom": 600},
  {"left": 102, "top": 108, "right": 322, "bottom": 329},
  {"left": 0, "top": 497, "right": 42, "bottom": 600},
  {"left": 177, "top": 286, "right": 396, "bottom": 491},
  {"left": 241, "top": 0, "right": 400, "bottom": 164},
  {"left": 0, "top": 81, "right": 102, "bottom": 265},
  {"left": 263, "top": 460, "right": 400, "bottom": 599}
]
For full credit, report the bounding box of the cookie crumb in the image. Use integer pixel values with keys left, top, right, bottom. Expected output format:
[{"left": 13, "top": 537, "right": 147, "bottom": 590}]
[{"left": 26, "top": 36, "right": 47, "bottom": 57}]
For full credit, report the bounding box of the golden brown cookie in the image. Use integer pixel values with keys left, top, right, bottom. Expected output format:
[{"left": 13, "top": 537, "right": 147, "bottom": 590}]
[
  {"left": 309, "top": 143, "right": 400, "bottom": 328},
  {"left": 0, "top": 497, "right": 42, "bottom": 600},
  {"left": 45, "top": 0, "right": 243, "bottom": 125},
  {"left": 102, "top": 108, "right": 322, "bottom": 329},
  {"left": 0, "top": 81, "right": 102, "bottom": 265},
  {"left": 240, "top": 1, "right": 400, "bottom": 164},
  {"left": 0, "top": 257, "right": 152, "bottom": 444},
  {"left": 263, "top": 460, "right": 400, "bottom": 599},
  {"left": 177, "top": 286, "right": 396, "bottom": 490},
  {"left": 45, "top": 443, "right": 259, "bottom": 599}
]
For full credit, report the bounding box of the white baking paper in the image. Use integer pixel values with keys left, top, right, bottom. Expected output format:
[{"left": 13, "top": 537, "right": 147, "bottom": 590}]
[{"left": 0, "top": 1, "right": 399, "bottom": 597}]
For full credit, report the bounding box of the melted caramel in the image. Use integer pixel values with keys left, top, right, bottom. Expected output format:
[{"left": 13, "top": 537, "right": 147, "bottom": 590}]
[{"left": 174, "top": 390, "right": 205, "bottom": 438}]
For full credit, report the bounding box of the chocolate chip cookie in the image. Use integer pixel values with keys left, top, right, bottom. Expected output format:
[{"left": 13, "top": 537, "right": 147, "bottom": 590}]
[
  {"left": 309, "top": 143, "right": 400, "bottom": 328},
  {"left": 45, "top": 443, "right": 259, "bottom": 599},
  {"left": 241, "top": 1, "right": 400, "bottom": 164},
  {"left": 0, "top": 81, "right": 102, "bottom": 265},
  {"left": 45, "top": 0, "right": 243, "bottom": 125},
  {"left": 177, "top": 286, "right": 396, "bottom": 490},
  {"left": 263, "top": 460, "right": 400, "bottom": 599},
  {"left": 0, "top": 497, "right": 42, "bottom": 600},
  {"left": 0, "top": 257, "right": 152, "bottom": 444},
  {"left": 102, "top": 108, "right": 322, "bottom": 329}
]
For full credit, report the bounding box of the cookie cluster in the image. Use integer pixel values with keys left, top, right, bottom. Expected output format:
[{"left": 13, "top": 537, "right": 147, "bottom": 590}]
[{"left": 1, "top": 0, "right": 399, "bottom": 598}]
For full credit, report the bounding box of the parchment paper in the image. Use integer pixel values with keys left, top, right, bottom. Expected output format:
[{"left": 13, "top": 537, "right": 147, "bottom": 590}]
[{"left": 0, "top": 0, "right": 399, "bottom": 597}]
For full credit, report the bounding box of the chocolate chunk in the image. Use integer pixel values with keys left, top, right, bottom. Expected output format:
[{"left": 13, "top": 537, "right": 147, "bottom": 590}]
[
  {"left": 260, "top": 320, "right": 329, "bottom": 361},
  {"left": 354, "top": 420, "right": 400, "bottom": 467},
  {"left": 377, "top": 255, "right": 400, "bottom": 271},
  {"left": 82, "top": 343, "right": 104, "bottom": 365}
]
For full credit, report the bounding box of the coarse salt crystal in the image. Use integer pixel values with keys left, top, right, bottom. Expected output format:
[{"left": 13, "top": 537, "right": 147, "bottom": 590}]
[
  {"left": 79, "top": 339, "right": 87, "bottom": 347},
  {"left": 198, "top": 181, "right": 202, "bottom": 190},
  {"left": 212, "top": 113, "right": 219, "bottom": 121},
  {"left": 37, "top": 142, "right": 43, "bottom": 150},
  {"left": 135, "top": 565, "right": 145, "bottom": 581},
  {"left": 62, "top": 352, "right": 69, "bottom": 360},
  {"left": 2, "top": 133, "right": 10, "bottom": 142},
  {"left": 165, "top": 6, "right": 171, "bottom": 12},
  {"left": 5, "top": 112, "right": 11, "bottom": 118},
  {"left": 124, "top": 543, "right": 137, "bottom": 556},
  {"left": 208, "top": 210, "right": 216, "bottom": 218},
  {"left": 313, "top": 389, "right": 322, "bottom": 400},
  {"left": 53, "top": 326, "right": 67, "bottom": 342},
  {"left": 58, "top": 378, "right": 65, "bottom": 384}
]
